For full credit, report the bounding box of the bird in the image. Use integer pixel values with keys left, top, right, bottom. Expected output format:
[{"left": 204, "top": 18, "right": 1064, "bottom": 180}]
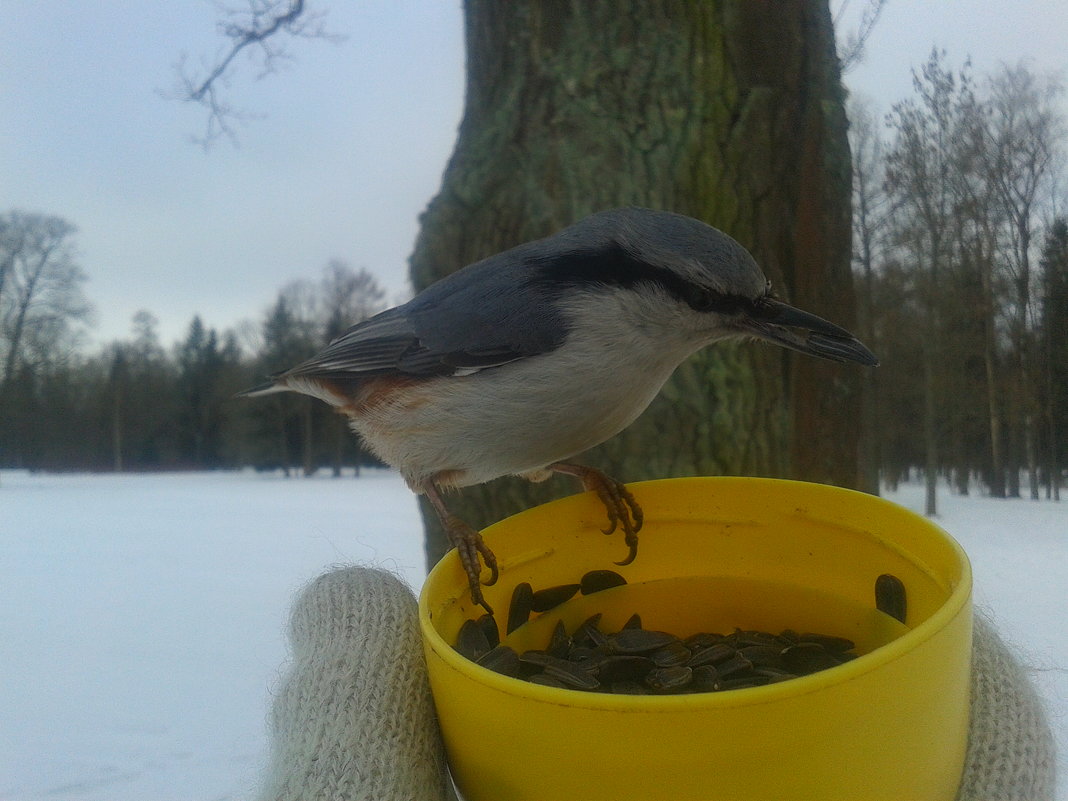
[{"left": 240, "top": 208, "right": 877, "bottom": 612}]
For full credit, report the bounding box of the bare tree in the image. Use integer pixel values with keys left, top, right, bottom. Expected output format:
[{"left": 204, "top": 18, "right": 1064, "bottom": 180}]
[
  {"left": 319, "top": 260, "right": 386, "bottom": 341},
  {"left": 173, "top": 0, "right": 342, "bottom": 147},
  {"left": 884, "top": 50, "right": 971, "bottom": 515},
  {"left": 248, "top": 263, "right": 388, "bottom": 476},
  {"left": 848, "top": 95, "right": 890, "bottom": 493},
  {"left": 952, "top": 104, "right": 1006, "bottom": 496},
  {"left": 276, "top": 279, "right": 323, "bottom": 476},
  {"left": 1039, "top": 219, "right": 1068, "bottom": 500},
  {"left": 105, "top": 311, "right": 171, "bottom": 473},
  {"left": 981, "top": 64, "right": 1065, "bottom": 498},
  {"left": 0, "top": 212, "right": 93, "bottom": 414},
  {"left": 318, "top": 260, "right": 387, "bottom": 476},
  {"left": 833, "top": 0, "right": 888, "bottom": 73}
]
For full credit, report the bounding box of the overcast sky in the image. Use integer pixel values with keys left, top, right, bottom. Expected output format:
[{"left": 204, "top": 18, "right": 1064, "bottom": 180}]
[{"left": 3, "top": 1, "right": 1066, "bottom": 349}]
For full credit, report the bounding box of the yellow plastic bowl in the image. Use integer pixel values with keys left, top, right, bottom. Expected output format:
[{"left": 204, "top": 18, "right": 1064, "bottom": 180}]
[{"left": 418, "top": 477, "right": 972, "bottom": 801}]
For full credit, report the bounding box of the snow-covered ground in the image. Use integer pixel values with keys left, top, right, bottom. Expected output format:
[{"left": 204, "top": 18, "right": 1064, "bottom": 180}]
[{"left": 1, "top": 469, "right": 1064, "bottom": 800}]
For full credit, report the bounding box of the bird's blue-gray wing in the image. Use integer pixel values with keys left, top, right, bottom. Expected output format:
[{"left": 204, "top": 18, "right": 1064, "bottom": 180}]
[
  {"left": 281, "top": 308, "right": 423, "bottom": 378},
  {"left": 282, "top": 255, "right": 568, "bottom": 381}
]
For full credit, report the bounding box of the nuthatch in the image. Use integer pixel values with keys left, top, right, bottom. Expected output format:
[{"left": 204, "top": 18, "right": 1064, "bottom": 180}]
[{"left": 241, "top": 208, "right": 877, "bottom": 611}]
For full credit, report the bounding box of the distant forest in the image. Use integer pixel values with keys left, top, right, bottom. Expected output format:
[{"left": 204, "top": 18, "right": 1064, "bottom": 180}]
[
  {"left": 850, "top": 53, "right": 1068, "bottom": 501},
  {"left": 0, "top": 254, "right": 391, "bottom": 476},
  {"left": 2, "top": 53, "right": 1066, "bottom": 499}
]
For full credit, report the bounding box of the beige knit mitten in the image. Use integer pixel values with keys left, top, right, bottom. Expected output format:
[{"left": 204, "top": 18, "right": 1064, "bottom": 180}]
[
  {"left": 257, "top": 567, "right": 1056, "bottom": 801},
  {"left": 957, "top": 610, "right": 1056, "bottom": 801},
  {"left": 255, "top": 567, "right": 455, "bottom": 801}
]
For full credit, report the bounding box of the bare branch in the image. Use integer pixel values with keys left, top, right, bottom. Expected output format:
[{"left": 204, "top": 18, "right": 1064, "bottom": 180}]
[
  {"left": 171, "top": 0, "right": 344, "bottom": 149},
  {"left": 835, "top": 0, "right": 888, "bottom": 74}
]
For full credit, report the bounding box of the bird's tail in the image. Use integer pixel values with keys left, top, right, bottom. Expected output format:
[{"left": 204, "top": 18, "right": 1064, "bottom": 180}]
[{"left": 234, "top": 380, "right": 288, "bottom": 398}]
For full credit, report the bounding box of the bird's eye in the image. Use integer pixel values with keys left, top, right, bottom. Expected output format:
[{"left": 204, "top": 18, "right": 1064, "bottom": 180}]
[
  {"left": 685, "top": 287, "right": 740, "bottom": 314},
  {"left": 684, "top": 287, "right": 719, "bottom": 312}
]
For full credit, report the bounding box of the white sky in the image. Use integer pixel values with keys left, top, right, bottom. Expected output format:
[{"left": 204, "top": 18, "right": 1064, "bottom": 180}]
[{"left": 2, "top": 1, "right": 1066, "bottom": 349}]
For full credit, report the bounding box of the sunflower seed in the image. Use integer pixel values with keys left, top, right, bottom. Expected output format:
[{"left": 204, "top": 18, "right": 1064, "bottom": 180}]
[
  {"left": 507, "top": 582, "right": 534, "bottom": 633},
  {"left": 579, "top": 569, "right": 628, "bottom": 594},
  {"left": 650, "top": 641, "right": 693, "bottom": 667},
  {"left": 543, "top": 661, "right": 601, "bottom": 690},
  {"left": 645, "top": 665, "right": 693, "bottom": 691},
  {"left": 875, "top": 573, "right": 908, "bottom": 623},
  {"left": 530, "top": 583, "right": 581, "bottom": 612},
  {"left": 475, "top": 613, "right": 500, "bottom": 648},
  {"left": 686, "top": 642, "right": 736, "bottom": 668},
  {"left": 477, "top": 645, "right": 520, "bottom": 677},
  {"left": 607, "top": 628, "right": 677, "bottom": 654},
  {"left": 454, "top": 618, "right": 492, "bottom": 661}
]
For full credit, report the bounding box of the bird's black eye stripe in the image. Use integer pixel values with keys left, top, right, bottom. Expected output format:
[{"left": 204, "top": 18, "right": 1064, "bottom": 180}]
[
  {"left": 682, "top": 286, "right": 750, "bottom": 314},
  {"left": 528, "top": 243, "right": 753, "bottom": 314}
]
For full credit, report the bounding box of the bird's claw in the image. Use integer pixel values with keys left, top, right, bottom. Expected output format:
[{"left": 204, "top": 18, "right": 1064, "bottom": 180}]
[
  {"left": 614, "top": 535, "right": 639, "bottom": 567},
  {"left": 550, "top": 463, "right": 644, "bottom": 567},
  {"left": 600, "top": 481, "right": 641, "bottom": 566},
  {"left": 443, "top": 514, "right": 498, "bottom": 614}
]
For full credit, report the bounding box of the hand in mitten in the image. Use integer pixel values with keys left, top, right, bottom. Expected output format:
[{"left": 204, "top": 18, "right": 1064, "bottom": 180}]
[
  {"left": 255, "top": 567, "right": 1055, "bottom": 801},
  {"left": 255, "top": 568, "right": 455, "bottom": 801},
  {"left": 957, "top": 611, "right": 1056, "bottom": 801}
]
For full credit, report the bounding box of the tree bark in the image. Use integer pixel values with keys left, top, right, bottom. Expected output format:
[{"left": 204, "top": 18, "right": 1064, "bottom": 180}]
[{"left": 409, "top": 0, "right": 859, "bottom": 566}]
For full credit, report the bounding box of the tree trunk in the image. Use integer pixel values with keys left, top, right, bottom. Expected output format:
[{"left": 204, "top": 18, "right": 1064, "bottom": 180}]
[
  {"left": 301, "top": 399, "right": 315, "bottom": 477},
  {"left": 275, "top": 401, "right": 291, "bottom": 477},
  {"left": 853, "top": 173, "right": 881, "bottom": 496},
  {"left": 410, "top": 0, "right": 859, "bottom": 567},
  {"left": 1006, "top": 412, "right": 1021, "bottom": 498},
  {"left": 1025, "top": 414, "right": 1039, "bottom": 500},
  {"left": 981, "top": 253, "right": 1005, "bottom": 497},
  {"left": 1, "top": 261, "right": 42, "bottom": 399},
  {"left": 922, "top": 312, "right": 939, "bottom": 517},
  {"left": 332, "top": 416, "right": 344, "bottom": 478},
  {"left": 112, "top": 389, "right": 124, "bottom": 472},
  {"left": 1044, "top": 320, "right": 1060, "bottom": 501}
]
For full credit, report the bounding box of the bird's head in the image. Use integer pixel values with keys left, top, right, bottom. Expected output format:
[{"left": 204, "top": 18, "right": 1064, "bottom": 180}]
[{"left": 548, "top": 208, "right": 878, "bottom": 367}]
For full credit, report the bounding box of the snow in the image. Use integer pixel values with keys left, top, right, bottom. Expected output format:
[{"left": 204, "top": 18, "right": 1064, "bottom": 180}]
[
  {"left": 0, "top": 469, "right": 425, "bottom": 801},
  {"left": 1, "top": 470, "right": 1064, "bottom": 800}
]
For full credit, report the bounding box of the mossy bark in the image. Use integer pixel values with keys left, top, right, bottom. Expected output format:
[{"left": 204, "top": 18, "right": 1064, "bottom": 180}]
[{"left": 409, "top": 0, "right": 860, "bottom": 566}]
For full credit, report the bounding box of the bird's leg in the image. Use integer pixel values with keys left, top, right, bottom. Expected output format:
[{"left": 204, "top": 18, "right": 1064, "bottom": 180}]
[
  {"left": 422, "top": 479, "right": 499, "bottom": 614},
  {"left": 547, "top": 462, "right": 643, "bottom": 566}
]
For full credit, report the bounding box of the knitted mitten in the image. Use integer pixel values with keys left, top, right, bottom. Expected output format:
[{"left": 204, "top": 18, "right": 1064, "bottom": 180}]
[
  {"left": 255, "top": 567, "right": 454, "bottom": 801},
  {"left": 957, "top": 610, "right": 1056, "bottom": 801}
]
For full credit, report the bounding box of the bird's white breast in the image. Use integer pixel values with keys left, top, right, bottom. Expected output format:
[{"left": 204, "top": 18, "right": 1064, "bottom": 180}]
[{"left": 352, "top": 286, "right": 719, "bottom": 489}]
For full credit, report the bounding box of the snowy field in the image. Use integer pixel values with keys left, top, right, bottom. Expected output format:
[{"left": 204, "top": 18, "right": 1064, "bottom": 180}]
[{"left": 1, "top": 469, "right": 1064, "bottom": 800}]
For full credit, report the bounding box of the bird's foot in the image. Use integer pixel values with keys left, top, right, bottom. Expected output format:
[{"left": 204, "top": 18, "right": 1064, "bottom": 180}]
[
  {"left": 441, "top": 513, "right": 499, "bottom": 614},
  {"left": 422, "top": 479, "right": 499, "bottom": 613},
  {"left": 549, "top": 462, "right": 643, "bottom": 565}
]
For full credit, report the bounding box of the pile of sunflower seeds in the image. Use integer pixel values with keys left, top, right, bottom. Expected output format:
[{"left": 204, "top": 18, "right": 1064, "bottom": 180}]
[
  {"left": 452, "top": 569, "right": 869, "bottom": 695},
  {"left": 456, "top": 611, "right": 858, "bottom": 694}
]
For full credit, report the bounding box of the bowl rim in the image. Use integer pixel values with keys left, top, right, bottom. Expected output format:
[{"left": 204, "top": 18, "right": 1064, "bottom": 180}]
[{"left": 418, "top": 476, "right": 973, "bottom": 712}]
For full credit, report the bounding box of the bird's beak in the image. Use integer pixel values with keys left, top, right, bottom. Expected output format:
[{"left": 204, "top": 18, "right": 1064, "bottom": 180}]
[{"left": 740, "top": 298, "right": 878, "bottom": 366}]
